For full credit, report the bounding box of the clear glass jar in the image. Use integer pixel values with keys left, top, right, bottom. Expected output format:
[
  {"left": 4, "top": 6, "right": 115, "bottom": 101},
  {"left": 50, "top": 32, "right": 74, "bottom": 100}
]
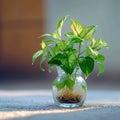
[{"left": 52, "top": 67, "right": 87, "bottom": 108}]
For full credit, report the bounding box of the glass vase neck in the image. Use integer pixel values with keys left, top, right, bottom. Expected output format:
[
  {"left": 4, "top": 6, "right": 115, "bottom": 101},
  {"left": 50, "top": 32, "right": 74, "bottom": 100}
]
[{"left": 56, "top": 67, "right": 82, "bottom": 76}]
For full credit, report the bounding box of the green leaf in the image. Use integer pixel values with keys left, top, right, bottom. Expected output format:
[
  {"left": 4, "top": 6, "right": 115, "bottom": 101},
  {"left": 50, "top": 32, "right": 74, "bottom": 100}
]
[
  {"left": 71, "top": 19, "right": 83, "bottom": 36},
  {"left": 57, "top": 40, "right": 67, "bottom": 51},
  {"left": 64, "top": 32, "right": 74, "bottom": 38},
  {"left": 52, "top": 31, "right": 61, "bottom": 40},
  {"left": 68, "top": 52, "right": 77, "bottom": 74},
  {"left": 48, "top": 54, "right": 62, "bottom": 66},
  {"left": 52, "top": 15, "right": 69, "bottom": 40},
  {"left": 79, "top": 56, "right": 94, "bottom": 77},
  {"left": 54, "top": 53, "right": 70, "bottom": 74},
  {"left": 43, "top": 39, "right": 55, "bottom": 44},
  {"left": 66, "top": 36, "right": 83, "bottom": 51},
  {"left": 90, "top": 38, "right": 96, "bottom": 48},
  {"left": 37, "top": 47, "right": 52, "bottom": 71},
  {"left": 80, "top": 25, "right": 96, "bottom": 40},
  {"left": 97, "top": 63, "right": 105, "bottom": 74},
  {"left": 48, "top": 52, "right": 76, "bottom": 74},
  {"left": 95, "top": 54, "right": 105, "bottom": 62},
  {"left": 70, "top": 36, "right": 83, "bottom": 43},
  {"left": 41, "top": 41, "right": 46, "bottom": 49},
  {"left": 60, "top": 52, "right": 76, "bottom": 74},
  {"left": 65, "top": 79, "right": 75, "bottom": 90},
  {"left": 46, "top": 46, "right": 56, "bottom": 57},
  {"left": 86, "top": 47, "right": 92, "bottom": 56},
  {"left": 57, "top": 15, "right": 69, "bottom": 37},
  {"left": 86, "top": 47, "right": 105, "bottom": 62},
  {"left": 53, "top": 77, "right": 66, "bottom": 90},
  {"left": 86, "top": 46, "right": 98, "bottom": 57},
  {"left": 52, "top": 45, "right": 59, "bottom": 55},
  {"left": 32, "top": 50, "right": 43, "bottom": 65},
  {"left": 39, "top": 55, "right": 48, "bottom": 71},
  {"left": 91, "top": 38, "right": 109, "bottom": 50},
  {"left": 98, "top": 38, "right": 109, "bottom": 49},
  {"left": 38, "top": 33, "right": 52, "bottom": 38},
  {"left": 53, "top": 76, "right": 75, "bottom": 90}
]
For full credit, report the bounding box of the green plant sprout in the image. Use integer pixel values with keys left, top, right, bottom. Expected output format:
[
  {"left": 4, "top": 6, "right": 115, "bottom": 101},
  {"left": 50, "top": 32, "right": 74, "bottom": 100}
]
[{"left": 32, "top": 15, "right": 108, "bottom": 80}]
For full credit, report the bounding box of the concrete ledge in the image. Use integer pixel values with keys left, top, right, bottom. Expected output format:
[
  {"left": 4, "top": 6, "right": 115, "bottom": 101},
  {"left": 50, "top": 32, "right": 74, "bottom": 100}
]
[{"left": 0, "top": 90, "right": 120, "bottom": 120}]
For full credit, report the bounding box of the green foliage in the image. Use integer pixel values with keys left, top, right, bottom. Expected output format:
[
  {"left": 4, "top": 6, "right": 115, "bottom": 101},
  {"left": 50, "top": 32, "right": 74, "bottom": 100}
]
[
  {"left": 71, "top": 19, "right": 83, "bottom": 36},
  {"left": 80, "top": 25, "right": 96, "bottom": 40},
  {"left": 32, "top": 15, "right": 109, "bottom": 90},
  {"left": 57, "top": 15, "right": 69, "bottom": 38},
  {"left": 53, "top": 75, "right": 75, "bottom": 90},
  {"left": 90, "top": 38, "right": 108, "bottom": 50},
  {"left": 32, "top": 50, "right": 43, "bottom": 65},
  {"left": 79, "top": 57, "right": 94, "bottom": 77},
  {"left": 48, "top": 52, "right": 77, "bottom": 74},
  {"left": 97, "top": 63, "right": 105, "bottom": 74}
]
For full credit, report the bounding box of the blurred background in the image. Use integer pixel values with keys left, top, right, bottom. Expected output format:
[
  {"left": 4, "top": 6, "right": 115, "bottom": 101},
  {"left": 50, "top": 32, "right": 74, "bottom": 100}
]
[{"left": 0, "top": 0, "right": 120, "bottom": 90}]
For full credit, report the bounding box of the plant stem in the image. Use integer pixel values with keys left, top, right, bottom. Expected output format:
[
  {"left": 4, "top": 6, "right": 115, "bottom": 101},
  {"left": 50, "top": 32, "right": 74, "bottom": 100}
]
[
  {"left": 74, "top": 43, "right": 82, "bottom": 77},
  {"left": 78, "top": 43, "right": 81, "bottom": 57},
  {"left": 47, "top": 46, "right": 55, "bottom": 57}
]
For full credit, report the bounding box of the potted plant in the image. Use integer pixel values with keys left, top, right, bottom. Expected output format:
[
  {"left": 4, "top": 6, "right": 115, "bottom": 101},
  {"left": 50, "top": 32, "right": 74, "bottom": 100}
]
[{"left": 32, "top": 15, "right": 108, "bottom": 108}]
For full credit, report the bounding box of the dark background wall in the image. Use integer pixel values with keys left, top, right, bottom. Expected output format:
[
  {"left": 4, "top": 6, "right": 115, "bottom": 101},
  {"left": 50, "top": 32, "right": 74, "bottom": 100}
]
[
  {"left": 0, "top": 0, "right": 54, "bottom": 89},
  {"left": 0, "top": 0, "right": 45, "bottom": 78}
]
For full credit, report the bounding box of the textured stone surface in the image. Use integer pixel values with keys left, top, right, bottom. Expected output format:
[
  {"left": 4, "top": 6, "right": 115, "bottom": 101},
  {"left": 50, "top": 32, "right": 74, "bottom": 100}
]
[{"left": 0, "top": 90, "right": 120, "bottom": 120}]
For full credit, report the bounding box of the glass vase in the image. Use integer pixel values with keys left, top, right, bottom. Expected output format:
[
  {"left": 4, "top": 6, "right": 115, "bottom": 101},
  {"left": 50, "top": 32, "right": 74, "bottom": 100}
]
[{"left": 52, "top": 67, "right": 87, "bottom": 108}]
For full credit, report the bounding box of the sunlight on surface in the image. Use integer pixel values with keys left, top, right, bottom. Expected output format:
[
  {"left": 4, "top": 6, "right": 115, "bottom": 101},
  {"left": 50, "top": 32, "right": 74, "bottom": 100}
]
[{"left": 0, "top": 106, "right": 102, "bottom": 120}]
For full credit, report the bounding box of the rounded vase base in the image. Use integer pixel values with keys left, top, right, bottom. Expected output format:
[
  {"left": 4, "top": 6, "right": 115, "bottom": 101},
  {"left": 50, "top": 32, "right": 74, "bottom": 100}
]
[{"left": 56, "top": 103, "right": 83, "bottom": 108}]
